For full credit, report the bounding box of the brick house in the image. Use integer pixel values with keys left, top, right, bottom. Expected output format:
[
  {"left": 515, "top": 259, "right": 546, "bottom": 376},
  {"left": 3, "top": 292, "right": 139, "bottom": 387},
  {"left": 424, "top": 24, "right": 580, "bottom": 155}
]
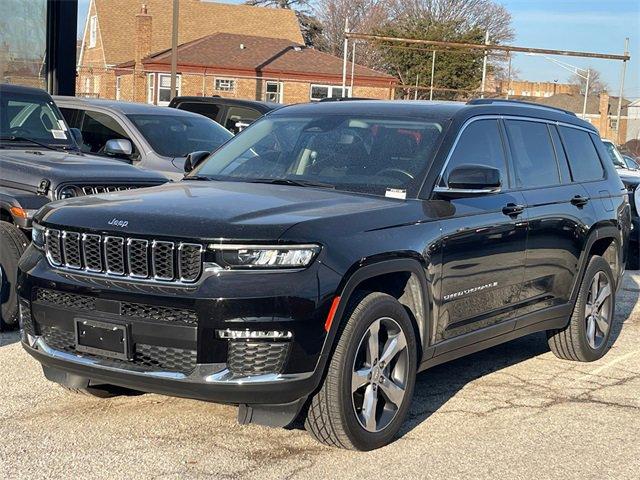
[
  {"left": 77, "top": 0, "right": 304, "bottom": 99},
  {"left": 532, "top": 92, "right": 631, "bottom": 142},
  {"left": 114, "top": 29, "right": 396, "bottom": 105},
  {"left": 492, "top": 80, "right": 578, "bottom": 98}
]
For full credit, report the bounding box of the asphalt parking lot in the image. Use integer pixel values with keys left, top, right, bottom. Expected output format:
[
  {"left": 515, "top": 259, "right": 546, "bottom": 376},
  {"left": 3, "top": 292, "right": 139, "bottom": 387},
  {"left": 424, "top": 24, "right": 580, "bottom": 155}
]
[{"left": 1, "top": 275, "right": 639, "bottom": 480}]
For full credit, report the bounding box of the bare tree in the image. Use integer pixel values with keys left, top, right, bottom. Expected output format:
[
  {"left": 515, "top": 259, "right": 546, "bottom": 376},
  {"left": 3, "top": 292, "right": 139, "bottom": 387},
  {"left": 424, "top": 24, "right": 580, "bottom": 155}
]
[
  {"left": 245, "top": 0, "right": 309, "bottom": 8},
  {"left": 570, "top": 67, "right": 609, "bottom": 94},
  {"left": 312, "top": 0, "right": 392, "bottom": 67}
]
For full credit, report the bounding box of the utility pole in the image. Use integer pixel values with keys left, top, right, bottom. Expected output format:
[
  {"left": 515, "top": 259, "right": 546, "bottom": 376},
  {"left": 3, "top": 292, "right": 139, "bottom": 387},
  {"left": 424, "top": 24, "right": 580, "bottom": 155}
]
[
  {"left": 615, "top": 37, "right": 629, "bottom": 144},
  {"left": 506, "top": 53, "right": 512, "bottom": 99},
  {"left": 582, "top": 69, "right": 590, "bottom": 119},
  {"left": 415, "top": 74, "right": 419, "bottom": 100},
  {"left": 350, "top": 41, "right": 356, "bottom": 91},
  {"left": 429, "top": 50, "right": 436, "bottom": 101},
  {"left": 342, "top": 18, "right": 349, "bottom": 94},
  {"left": 480, "top": 31, "right": 489, "bottom": 98},
  {"left": 170, "top": 0, "right": 179, "bottom": 100}
]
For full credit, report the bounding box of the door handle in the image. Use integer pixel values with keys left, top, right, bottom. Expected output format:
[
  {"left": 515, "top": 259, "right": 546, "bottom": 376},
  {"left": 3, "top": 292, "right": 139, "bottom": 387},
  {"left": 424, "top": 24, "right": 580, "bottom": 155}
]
[
  {"left": 570, "top": 195, "right": 589, "bottom": 207},
  {"left": 502, "top": 203, "right": 525, "bottom": 217}
]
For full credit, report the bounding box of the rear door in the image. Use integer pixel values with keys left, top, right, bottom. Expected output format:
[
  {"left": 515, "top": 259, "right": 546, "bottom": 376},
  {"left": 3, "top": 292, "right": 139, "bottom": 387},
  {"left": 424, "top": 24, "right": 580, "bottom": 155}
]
[{"left": 507, "top": 119, "right": 598, "bottom": 315}]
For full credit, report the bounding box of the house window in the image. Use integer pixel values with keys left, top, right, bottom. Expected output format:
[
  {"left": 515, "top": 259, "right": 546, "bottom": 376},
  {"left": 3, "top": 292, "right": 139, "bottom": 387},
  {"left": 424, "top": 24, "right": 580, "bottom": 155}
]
[
  {"left": 157, "top": 73, "right": 181, "bottom": 106},
  {"left": 610, "top": 118, "right": 619, "bottom": 131},
  {"left": 146, "top": 73, "right": 155, "bottom": 104},
  {"left": 310, "top": 84, "right": 352, "bottom": 101},
  {"left": 507, "top": 89, "right": 515, "bottom": 96},
  {"left": 521, "top": 90, "right": 530, "bottom": 97},
  {"left": 215, "top": 78, "right": 236, "bottom": 92},
  {"left": 265, "top": 81, "right": 283, "bottom": 103},
  {"left": 115, "top": 76, "right": 121, "bottom": 100},
  {"left": 83, "top": 77, "right": 91, "bottom": 95},
  {"left": 88, "top": 16, "right": 97, "bottom": 48}
]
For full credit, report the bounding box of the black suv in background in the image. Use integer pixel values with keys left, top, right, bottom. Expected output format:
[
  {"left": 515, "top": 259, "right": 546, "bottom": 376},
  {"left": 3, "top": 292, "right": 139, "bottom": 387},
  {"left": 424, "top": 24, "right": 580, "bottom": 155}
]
[
  {"left": 18, "top": 99, "right": 630, "bottom": 450},
  {"left": 0, "top": 84, "right": 167, "bottom": 329},
  {"left": 168, "top": 96, "right": 280, "bottom": 133}
]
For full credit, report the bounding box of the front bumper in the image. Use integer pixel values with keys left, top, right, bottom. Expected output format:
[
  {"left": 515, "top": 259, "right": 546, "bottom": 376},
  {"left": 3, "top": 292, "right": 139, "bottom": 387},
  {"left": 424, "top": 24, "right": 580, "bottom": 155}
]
[{"left": 17, "top": 246, "right": 342, "bottom": 407}]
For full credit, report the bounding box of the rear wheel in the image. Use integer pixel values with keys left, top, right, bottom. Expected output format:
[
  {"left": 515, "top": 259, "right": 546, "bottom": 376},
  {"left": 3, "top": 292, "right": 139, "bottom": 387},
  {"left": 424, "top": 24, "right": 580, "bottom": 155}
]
[
  {"left": 547, "top": 255, "right": 616, "bottom": 362},
  {"left": 0, "top": 221, "right": 29, "bottom": 330},
  {"left": 305, "top": 292, "right": 417, "bottom": 450}
]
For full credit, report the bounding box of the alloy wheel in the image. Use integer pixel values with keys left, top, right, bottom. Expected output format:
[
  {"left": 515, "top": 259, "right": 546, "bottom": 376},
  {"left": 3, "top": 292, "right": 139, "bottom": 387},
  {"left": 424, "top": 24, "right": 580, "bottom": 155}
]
[
  {"left": 585, "top": 271, "right": 612, "bottom": 350},
  {"left": 351, "top": 317, "right": 409, "bottom": 433}
]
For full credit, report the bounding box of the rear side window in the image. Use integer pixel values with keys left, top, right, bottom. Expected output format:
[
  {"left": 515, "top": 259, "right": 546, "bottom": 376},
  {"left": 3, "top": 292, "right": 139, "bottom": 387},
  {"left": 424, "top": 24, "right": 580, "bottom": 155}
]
[
  {"left": 441, "top": 119, "right": 508, "bottom": 188},
  {"left": 559, "top": 126, "right": 604, "bottom": 182},
  {"left": 176, "top": 102, "right": 220, "bottom": 122},
  {"left": 505, "top": 120, "right": 560, "bottom": 188}
]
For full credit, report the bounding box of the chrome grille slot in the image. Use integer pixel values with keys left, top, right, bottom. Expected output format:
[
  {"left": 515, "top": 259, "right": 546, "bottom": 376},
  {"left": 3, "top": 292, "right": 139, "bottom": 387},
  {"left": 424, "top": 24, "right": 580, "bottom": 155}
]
[
  {"left": 152, "top": 241, "right": 175, "bottom": 281},
  {"left": 62, "top": 231, "right": 82, "bottom": 269},
  {"left": 45, "top": 229, "right": 63, "bottom": 265},
  {"left": 82, "top": 233, "right": 103, "bottom": 272},
  {"left": 43, "top": 228, "right": 203, "bottom": 283},
  {"left": 127, "top": 239, "right": 149, "bottom": 278},
  {"left": 104, "top": 236, "right": 125, "bottom": 275}
]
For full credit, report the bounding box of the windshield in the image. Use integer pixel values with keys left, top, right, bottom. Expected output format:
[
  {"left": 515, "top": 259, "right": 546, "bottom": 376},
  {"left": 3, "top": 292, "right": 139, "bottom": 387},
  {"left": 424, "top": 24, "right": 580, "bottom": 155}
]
[
  {"left": 127, "top": 114, "right": 233, "bottom": 157},
  {"left": 603, "top": 141, "right": 626, "bottom": 169},
  {"left": 0, "top": 90, "right": 75, "bottom": 148},
  {"left": 193, "top": 114, "right": 444, "bottom": 197}
]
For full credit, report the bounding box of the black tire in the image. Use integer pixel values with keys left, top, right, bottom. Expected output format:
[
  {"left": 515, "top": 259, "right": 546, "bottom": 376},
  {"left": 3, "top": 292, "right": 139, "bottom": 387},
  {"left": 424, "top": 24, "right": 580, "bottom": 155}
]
[
  {"left": 60, "top": 384, "right": 137, "bottom": 398},
  {"left": 304, "top": 292, "right": 417, "bottom": 450},
  {"left": 547, "top": 255, "right": 616, "bottom": 362},
  {"left": 0, "top": 221, "right": 29, "bottom": 331}
]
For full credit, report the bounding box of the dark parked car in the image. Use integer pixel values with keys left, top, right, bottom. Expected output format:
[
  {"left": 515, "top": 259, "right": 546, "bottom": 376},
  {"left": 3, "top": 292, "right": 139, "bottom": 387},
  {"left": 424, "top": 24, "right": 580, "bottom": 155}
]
[
  {"left": 0, "top": 84, "right": 167, "bottom": 329},
  {"left": 18, "top": 99, "right": 630, "bottom": 450},
  {"left": 55, "top": 97, "right": 233, "bottom": 180},
  {"left": 602, "top": 139, "right": 639, "bottom": 269},
  {"left": 168, "top": 96, "right": 280, "bottom": 133}
]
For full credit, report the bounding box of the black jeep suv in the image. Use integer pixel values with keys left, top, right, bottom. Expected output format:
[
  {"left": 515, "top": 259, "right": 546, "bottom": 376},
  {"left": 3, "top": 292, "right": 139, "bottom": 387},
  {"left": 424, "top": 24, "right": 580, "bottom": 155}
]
[
  {"left": 0, "top": 84, "right": 167, "bottom": 330},
  {"left": 18, "top": 99, "right": 630, "bottom": 450}
]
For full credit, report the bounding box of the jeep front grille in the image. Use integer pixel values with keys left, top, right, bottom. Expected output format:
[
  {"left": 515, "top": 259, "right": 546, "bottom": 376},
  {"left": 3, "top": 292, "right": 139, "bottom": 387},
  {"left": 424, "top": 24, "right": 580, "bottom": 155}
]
[{"left": 44, "top": 228, "right": 203, "bottom": 283}]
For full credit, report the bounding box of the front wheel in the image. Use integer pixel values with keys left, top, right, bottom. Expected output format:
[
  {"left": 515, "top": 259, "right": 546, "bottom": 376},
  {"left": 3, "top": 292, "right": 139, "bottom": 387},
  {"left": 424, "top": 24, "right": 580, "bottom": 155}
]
[
  {"left": 305, "top": 292, "right": 417, "bottom": 450},
  {"left": 0, "top": 221, "right": 29, "bottom": 330}
]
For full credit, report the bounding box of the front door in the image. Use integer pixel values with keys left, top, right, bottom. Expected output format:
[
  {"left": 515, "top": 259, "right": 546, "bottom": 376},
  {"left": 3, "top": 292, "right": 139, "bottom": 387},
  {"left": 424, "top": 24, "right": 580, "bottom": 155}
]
[{"left": 433, "top": 118, "right": 528, "bottom": 343}]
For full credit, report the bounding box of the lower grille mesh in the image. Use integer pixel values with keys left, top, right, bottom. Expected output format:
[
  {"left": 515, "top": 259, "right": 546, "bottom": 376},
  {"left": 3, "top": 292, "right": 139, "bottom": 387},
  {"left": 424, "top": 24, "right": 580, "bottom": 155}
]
[
  {"left": 228, "top": 342, "right": 289, "bottom": 377},
  {"left": 33, "top": 288, "right": 198, "bottom": 326},
  {"left": 40, "top": 325, "right": 197, "bottom": 373}
]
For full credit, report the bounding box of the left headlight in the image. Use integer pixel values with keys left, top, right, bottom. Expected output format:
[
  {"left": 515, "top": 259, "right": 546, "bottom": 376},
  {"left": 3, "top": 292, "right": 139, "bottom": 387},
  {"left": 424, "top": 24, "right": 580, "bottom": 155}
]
[
  {"left": 212, "top": 244, "right": 320, "bottom": 269},
  {"left": 31, "top": 222, "right": 45, "bottom": 250},
  {"left": 58, "top": 186, "right": 78, "bottom": 199}
]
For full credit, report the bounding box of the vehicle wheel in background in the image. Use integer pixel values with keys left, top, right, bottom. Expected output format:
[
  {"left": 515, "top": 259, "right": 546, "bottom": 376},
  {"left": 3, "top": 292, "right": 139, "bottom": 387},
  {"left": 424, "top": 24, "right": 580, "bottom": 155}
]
[{"left": 0, "top": 221, "right": 28, "bottom": 331}]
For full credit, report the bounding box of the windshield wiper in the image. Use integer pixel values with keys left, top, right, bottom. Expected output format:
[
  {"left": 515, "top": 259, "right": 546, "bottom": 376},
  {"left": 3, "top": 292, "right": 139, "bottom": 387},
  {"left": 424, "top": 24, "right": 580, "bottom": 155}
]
[
  {"left": 247, "top": 178, "right": 335, "bottom": 189},
  {"left": 183, "top": 175, "right": 214, "bottom": 181},
  {"left": 0, "top": 135, "right": 77, "bottom": 152}
]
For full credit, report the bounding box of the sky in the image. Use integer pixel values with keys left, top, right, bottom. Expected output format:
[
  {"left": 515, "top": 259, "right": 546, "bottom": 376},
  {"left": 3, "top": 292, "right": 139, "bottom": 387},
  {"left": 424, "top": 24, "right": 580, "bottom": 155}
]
[{"left": 77, "top": 0, "right": 639, "bottom": 99}]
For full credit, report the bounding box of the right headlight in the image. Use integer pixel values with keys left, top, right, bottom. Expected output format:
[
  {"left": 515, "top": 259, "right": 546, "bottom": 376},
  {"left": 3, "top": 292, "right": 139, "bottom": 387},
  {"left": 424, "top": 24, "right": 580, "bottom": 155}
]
[{"left": 211, "top": 244, "right": 321, "bottom": 269}]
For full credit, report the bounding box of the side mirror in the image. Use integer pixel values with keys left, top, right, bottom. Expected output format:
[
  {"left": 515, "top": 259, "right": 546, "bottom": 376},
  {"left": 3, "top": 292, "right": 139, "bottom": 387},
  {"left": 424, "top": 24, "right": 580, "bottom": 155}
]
[
  {"left": 69, "top": 127, "right": 84, "bottom": 145},
  {"left": 184, "top": 150, "right": 210, "bottom": 173},
  {"left": 435, "top": 164, "right": 501, "bottom": 197},
  {"left": 104, "top": 138, "right": 133, "bottom": 157}
]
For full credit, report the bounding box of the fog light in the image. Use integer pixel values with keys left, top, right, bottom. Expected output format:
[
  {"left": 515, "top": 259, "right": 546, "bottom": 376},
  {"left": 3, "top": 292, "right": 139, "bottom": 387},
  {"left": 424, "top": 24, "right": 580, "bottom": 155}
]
[{"left": 216, "top": 329, "right": 293, "bottom": 340}]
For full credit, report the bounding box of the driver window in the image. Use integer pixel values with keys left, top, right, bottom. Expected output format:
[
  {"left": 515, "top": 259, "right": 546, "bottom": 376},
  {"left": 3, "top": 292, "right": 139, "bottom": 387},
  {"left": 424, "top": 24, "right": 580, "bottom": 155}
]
[
  {"left": 440, "top": 119, "right": 508, "bottom": 188},
  {"left": 79, "top": 110, "right": 137, "bottom": 157}
]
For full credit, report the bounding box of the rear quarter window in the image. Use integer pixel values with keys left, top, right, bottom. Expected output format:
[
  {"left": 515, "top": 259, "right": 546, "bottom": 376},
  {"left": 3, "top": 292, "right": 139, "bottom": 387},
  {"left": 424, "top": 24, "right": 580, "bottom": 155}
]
[{"left": 559, "top": 126, "right": 604, "bottom": 182}]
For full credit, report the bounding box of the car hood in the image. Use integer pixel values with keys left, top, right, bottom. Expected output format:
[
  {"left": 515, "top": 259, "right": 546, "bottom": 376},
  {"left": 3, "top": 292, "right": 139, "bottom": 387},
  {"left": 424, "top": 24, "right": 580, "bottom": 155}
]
[
  {"left": 0, "top": 149, "right": 168, "bottom": 193},
  {"left": 617, "top": 167, "right": 640, "bottom": 185},
  {"left": 36, "top": 181, "right": 421, "bottom": 240}
]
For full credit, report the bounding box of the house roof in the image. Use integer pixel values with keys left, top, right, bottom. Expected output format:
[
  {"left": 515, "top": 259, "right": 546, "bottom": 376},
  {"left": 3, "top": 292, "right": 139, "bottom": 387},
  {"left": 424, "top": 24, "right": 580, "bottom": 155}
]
[
  {"left": 529, "top": 93, "right": 629, "bottom": 115},
  {"left": 89, "top": 0, "right": 304, "bottom": 66},
  {"left": 117, "top": 32, "right": 396, "bottom": 82}
]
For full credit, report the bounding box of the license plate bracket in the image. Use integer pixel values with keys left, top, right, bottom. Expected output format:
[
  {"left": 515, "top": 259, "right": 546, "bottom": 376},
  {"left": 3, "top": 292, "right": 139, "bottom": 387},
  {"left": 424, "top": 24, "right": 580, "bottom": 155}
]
[{"left": 75, "top": 318, "right": 131, "bottom": 361}]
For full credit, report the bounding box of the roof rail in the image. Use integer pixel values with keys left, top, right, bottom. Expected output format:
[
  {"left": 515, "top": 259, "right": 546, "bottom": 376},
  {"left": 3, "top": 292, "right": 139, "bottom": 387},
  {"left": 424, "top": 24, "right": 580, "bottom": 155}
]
[
  {"left": 318, "top": 97, "right": 373, "bottom": 102},
  {"left": 466, "top": 98, "right": 577, "bottom": 117}
]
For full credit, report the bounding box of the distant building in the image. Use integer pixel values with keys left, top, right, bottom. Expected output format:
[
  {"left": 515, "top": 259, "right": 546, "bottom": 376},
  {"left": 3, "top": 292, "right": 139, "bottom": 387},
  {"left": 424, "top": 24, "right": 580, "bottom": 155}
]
[
  {"left": 531, "top": 92, "right": 631, "bottom": 142},
  {"left": 492, "top": 79, "right": 578, "bottom": 98}
]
